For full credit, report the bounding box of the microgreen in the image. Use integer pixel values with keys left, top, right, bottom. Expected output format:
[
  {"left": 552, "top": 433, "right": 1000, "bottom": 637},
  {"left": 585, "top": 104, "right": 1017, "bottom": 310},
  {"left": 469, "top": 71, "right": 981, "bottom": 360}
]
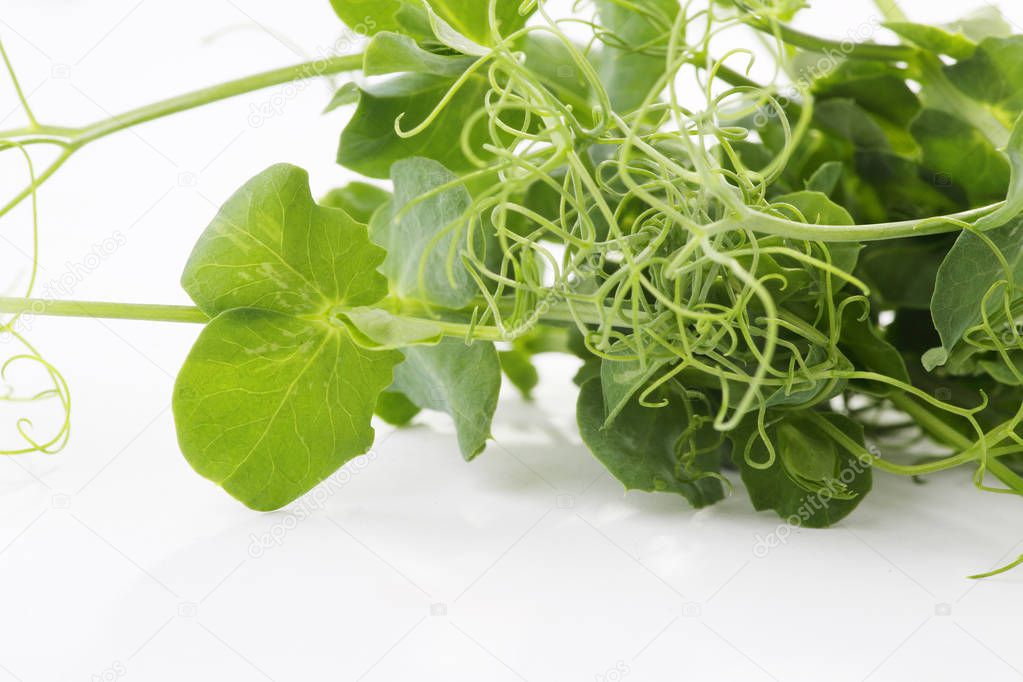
[{"left": 6, "top": 0, "right": 1023, "bottom": 575}]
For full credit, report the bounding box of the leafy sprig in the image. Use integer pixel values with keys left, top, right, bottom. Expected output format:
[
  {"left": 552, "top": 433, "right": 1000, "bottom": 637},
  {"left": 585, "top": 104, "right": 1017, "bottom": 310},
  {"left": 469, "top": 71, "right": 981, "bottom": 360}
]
[{"left": 4, "top": 0, "right": 1023, "bottom": 575}]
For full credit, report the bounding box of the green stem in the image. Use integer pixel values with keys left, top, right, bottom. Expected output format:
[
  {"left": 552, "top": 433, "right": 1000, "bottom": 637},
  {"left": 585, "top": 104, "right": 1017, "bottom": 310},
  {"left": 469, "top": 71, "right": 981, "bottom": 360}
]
[
  {"left": 0, "top": 296, "right": 509, "bottom": 342},
  {"left": 811, "top": 406, "right": 983, "bottom": 477},
  {"left": 0, "top": 297, "right": 209, "bottom": 324},
  {"left": 970, "top": 553, "right": 1023, "bottom": 580},
  {"left": 0, "top": 151, "right": 72, "bottom": 222},
  {"left": 863, "top": 394, "right": 1023, "bottom": 477},
  {"left": 0, "top": 54, "right": 365, "bottom": 221},
  {"left": 0, "top": 54, "right": 364, "bottom": 147},
  {"left": 888, "top": 392, "right": 972, "bottom": 450},
  {"left": 916, "top": 55, "right": 1009, "bottom": 148},
  {"left": 697, "top": 55, "right": 803, "bottom": 119},
  {"left": 984, "top": 457, "right": 1023, "bottom": 495},
  {"left": 746, "top": 18, "right": 917, "bottom": 62},
  {"left": 729, "top": 202, "right": 1001, "bottom": 242},
  {"left": 0, "top": 40, "right": 38, "bottom": 127},
  {"left": 872, "top": 0, "right": 908, "bottom": 22},
  {"left": 72, "top": 54, "right": 363, "bottom": 147}
]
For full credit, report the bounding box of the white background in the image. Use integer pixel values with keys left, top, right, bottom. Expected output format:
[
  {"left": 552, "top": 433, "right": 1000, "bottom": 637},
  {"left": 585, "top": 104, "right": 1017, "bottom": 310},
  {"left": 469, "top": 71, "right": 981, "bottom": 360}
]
[{"left": 2, "top": 1, "right": 1023, "bottom": 680}]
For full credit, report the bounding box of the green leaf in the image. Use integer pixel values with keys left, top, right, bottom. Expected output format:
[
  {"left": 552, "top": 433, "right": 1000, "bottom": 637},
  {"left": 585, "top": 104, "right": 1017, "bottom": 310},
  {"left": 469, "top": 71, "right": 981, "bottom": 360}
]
[
  {"left": 979, "top": 355, "right": 1023, "bottom": 386},
  {"left": 392, "top": 338, "right": 501, "bottom": 460},
  {"left": 323, "top": 82, "right": 361, "bottom": 113},
  {"left": 810, "top": 99, "right": 960, "bottom": 221},
  {"left": 175, "top": 164, "right": 400, "bottom": 510},
  {"left": 731, "top": 413, "right": 872, "bottom": 528},
  {"left": 181, "top": 164, "right": 389, "bottom": 316},
  {"left": 857, "top": 237, "right": 951, "bottom": 310},
  {"left": 329, "top": 0, "right": 533, "bottom": 46},
  {"left": 945, "top": 36, "right": 1023, "bottom": 125},
  {"left": 885, "top": 21, "right": 977, "bottom": 60},
  {"left": 805, "top": 161, "right": 843, "bottom": 196},
  {"left": 341, "top": 308, "right": 444, "bottom": 348},
  {"left": 393, "top": 2, "right": 435, "bottom": 38},
  {"left": 336, "top": 73, "right": 492, "bottom": 178},
  {"left": 813, "top": 61, "right": 921, "bottom": 132},
  {"left": 573, "top": 358, "right": 601, "bottom": 387},
  {"left": 364, "top": 31, "right": 476, "bottom": 77},
  {"left": 946, "top": 7, "right": 1012, "bottom": 43},
  {"left": 839, "top": 304, "right": 910, "bottom": 396},
  {"left": 174, "top": 310, "right": 400, "bottom": 511},
  {"left": 595, "top": 0, "right": 678, "bottom": 113},
  {"left": 421, "top": 1, "right": 489, "bottom": 56},
  {"left": 774, "top": 190, "right": 855, "bottom": 225},
  {"left": 420, "top": 0, "right": 532, "bottom": 46},
  {"left": 931, "top": 216, "right": 1023, "bottom": 359},
  {"left": 577, "top": 379, "right": 726, "bottom": 508},
  {"left": 376, "top": 389, "right": 421, "bottom": 426},
  {"left": 600, "top": 354, "right": 667, "bottom": 427},
  {"left": 776, "top": 422, "right": 839, "bottom": 484},
  {"left": 370, "top": 157, "right": 478, "bottom": 307},
  {"left": 910, "top": 109, "right": 1009, "bottom": 206},
  {"left": 974, "top": 114, "right": 1023, "bottom": 232},
  {"left": 499, "top": 348, "right": 539, "bottom": 400},
  {"left": 771, "top": 190, "right": 861, "bottom": 277},
  {"left": 516, "top": 326, "right": 576, "bottom": 356},
  {"left": 921, "top": 347, "right": 949, "bottom": 372},
  {"left": 519, "top": 34, "right": 596, "bottom": 119},
  {"left": 329, "top": 0, "right": 401, "bottom": 35},
  {"left": 809, "top": 99, "right": 889, "bottom": 151},
  {"left": 321, "top": 182, "right": 390, "bottom": 224},
  {"left": 763, "top": 345, "right": 850, "bottom": 409}
]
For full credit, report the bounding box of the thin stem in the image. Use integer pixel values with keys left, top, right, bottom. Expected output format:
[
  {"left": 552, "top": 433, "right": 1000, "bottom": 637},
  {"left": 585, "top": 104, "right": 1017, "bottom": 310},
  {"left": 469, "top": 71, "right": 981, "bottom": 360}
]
[
  {"left": 0, "top": 53, "right": 364, "bottom": 221},
  {"left": 0, "top": 296, "right": 511, "bottom": 342},
  {"left": 0, "top": 292, "right": 642, "bottom": 345},
  {"left": 0, "top": 39, "right": 38, "bottom": 127},
  {"left": 984, "top": 457, "right": 1023, "bottom": 495},
  {"left": 970, "top": 553, "right": 1023, "bottom": 580},
  {"left": 432, "top": 319, "right": 504, "bottom": 342},
  {"left": 872, "top": 0, "right": 908, "bottom": 22},
  {"left": 694, "top": 54, "right": 806, "bottom": 121},
  {"left": 866, "top": 444, "right": 979, "bottom": 477},
  {"left": 71, "top": 53, "right": 363, "bottom": 147},
  {"left": 0, "top": 151, "right": 71, "bottom": 221},
  {"left": 889, "top": 393, "right": 971, "bottom": 450},
  {"left": 812, "top": 407, "right": 984, "bottom": 477},
  {"left": 746, "top": 18, "right": 917, "bottom": 62},
  {"left": 0, "top": 297, "right": 209, "bottom": 324},
  {"left": 728, "top": 202, "right": 1001, "bottom": 242}
]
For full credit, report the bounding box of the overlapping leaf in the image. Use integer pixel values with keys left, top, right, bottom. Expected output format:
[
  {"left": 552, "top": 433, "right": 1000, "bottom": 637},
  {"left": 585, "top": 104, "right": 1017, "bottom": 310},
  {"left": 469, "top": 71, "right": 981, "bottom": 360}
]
[
  {"left": 594, "top": 0, "right": 678, "bottom": 113},
  {"left": 730, "top": 413, "right": 872, "bottom": 528},
  {"left": 175, "top": 165, "right": 401, "bottom": 510},
  {"left": 578, "top": 378, "right": 726, "bottom": 508},
  {"left": 329, "top": 0, "right": 533, "bottom": 44},
  {"left": 370, "top": 157, "right": 478, "bottom": 308},
  {"left": 393, "top": 339, "right": 501, "bottom": 460}
]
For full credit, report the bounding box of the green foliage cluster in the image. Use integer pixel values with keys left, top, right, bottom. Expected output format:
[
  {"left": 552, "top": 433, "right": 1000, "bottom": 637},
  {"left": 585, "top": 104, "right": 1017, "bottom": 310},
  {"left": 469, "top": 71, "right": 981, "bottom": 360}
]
[{"left": 6, "top": 0, "right": 1023, "bottom": 568}]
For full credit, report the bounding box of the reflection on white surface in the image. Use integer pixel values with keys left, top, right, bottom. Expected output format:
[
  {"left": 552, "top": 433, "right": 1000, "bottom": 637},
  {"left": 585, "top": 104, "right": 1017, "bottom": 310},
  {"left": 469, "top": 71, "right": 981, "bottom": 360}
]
[{"left": 1, "top": 353, "right": 1022, "bottom": 682}]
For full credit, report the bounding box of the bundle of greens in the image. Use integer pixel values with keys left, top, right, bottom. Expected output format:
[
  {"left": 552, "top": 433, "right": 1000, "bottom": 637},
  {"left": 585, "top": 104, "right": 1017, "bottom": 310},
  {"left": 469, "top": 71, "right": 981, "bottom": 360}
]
[{"left": 3, "top": 0, "right": 1023, "bottom": 572}]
